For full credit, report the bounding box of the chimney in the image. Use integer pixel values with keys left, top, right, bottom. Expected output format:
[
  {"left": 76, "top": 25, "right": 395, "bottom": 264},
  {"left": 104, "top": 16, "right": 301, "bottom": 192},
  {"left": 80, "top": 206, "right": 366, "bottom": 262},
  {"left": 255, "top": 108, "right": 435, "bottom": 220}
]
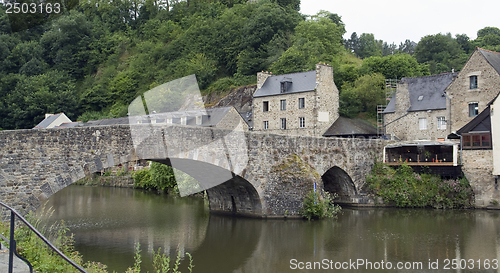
[{"left": 257, "top": 71, "right": 272, "bottom": 89}]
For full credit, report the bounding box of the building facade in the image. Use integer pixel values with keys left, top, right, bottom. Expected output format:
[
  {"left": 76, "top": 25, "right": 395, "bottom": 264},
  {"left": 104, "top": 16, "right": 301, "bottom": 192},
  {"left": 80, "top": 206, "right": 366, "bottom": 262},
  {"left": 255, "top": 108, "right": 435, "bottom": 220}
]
[
  {"left": 446, "top": 48, "right": 500, "bottom": 132},
  {"left": 383, "top": 73, "right": 457, "bottom": 141},
  {"left": 252, "top": 63, "right": 339, "bottom": 136}
]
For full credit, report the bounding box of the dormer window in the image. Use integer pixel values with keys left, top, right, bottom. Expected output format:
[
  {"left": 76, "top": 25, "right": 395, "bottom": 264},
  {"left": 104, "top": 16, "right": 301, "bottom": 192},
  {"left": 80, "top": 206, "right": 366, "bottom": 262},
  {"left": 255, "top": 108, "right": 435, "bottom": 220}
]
[{"left": 280, "top": 78, "right": 292, "bottom": 93}]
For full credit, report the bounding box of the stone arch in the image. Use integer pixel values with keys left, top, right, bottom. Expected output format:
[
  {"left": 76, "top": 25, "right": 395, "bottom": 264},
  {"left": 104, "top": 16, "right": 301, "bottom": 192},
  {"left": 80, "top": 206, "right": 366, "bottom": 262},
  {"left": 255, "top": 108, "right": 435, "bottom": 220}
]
[
  {"left": 205, "top": 176, "right": 262, "bottom": 217},
  {"left": 321, "top": 166, "right": 357, "bottom": 203},
  {"left": 149, "top": 158, "right": 262, "bottom": 217}
]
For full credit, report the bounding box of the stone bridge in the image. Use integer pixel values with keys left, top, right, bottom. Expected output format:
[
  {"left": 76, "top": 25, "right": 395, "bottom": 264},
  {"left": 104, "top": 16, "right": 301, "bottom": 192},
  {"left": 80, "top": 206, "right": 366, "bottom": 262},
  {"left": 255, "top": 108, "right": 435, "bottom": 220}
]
[{"left": 0, "top": 124, "right": 387, "bottom": 217}]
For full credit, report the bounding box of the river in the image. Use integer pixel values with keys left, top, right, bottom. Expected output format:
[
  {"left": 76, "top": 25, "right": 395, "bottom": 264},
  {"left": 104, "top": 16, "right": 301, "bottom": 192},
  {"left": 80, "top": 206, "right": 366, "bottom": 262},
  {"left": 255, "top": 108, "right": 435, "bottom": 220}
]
[{"left": 39, "top": 185, "right": 500, "bottom": 273}]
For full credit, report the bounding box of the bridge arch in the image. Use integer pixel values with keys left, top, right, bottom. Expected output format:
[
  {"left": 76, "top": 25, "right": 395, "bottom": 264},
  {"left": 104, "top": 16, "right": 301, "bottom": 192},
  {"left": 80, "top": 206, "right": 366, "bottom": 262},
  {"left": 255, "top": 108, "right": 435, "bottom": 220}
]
[
  {"left": 147, "top": 158, "right": 262, "bottom": 217},
  {"left": 321, "top": 166, "right": 357, "bottom": 203}
]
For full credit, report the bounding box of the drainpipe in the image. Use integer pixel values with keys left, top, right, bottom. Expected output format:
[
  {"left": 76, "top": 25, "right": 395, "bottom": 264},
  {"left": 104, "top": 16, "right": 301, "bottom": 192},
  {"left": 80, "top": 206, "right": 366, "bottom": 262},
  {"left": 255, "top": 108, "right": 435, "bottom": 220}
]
[{"left": 442, "top": 92, "right": 452, "bottom": 135}]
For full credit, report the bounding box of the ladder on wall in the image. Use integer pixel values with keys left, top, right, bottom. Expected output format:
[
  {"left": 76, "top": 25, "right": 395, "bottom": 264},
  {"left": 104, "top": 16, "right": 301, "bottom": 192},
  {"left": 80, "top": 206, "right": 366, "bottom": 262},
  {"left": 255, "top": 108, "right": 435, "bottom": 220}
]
[{"left": 377, "top": 79, "right": 398, "bottom": 136}]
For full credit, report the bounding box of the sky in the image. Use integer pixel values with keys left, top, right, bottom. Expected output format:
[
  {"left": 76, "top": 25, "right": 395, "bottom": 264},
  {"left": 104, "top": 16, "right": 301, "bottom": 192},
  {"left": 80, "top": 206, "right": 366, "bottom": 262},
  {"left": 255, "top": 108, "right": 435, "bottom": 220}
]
[{"left": 300, "top": 0, "right": 500, "bottom": 45}]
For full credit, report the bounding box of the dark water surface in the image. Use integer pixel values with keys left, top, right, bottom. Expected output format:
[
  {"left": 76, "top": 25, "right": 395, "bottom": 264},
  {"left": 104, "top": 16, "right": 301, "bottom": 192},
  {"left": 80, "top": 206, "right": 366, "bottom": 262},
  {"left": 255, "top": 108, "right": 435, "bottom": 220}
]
[{"left": 39, "top": 185, "right": 500, "bottom": 273}]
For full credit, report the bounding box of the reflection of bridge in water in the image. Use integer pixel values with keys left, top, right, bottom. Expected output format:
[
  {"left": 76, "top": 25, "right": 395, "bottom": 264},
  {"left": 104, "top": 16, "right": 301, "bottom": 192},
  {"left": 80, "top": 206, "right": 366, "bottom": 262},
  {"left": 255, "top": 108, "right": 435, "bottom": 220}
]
[{"left": 0, "top": 123, "right": 387, "bottom": 217}]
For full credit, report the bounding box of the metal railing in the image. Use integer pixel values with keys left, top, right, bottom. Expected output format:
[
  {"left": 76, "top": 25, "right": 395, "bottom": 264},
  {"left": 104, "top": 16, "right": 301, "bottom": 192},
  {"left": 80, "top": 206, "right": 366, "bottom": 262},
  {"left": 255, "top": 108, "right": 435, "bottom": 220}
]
[{"left": 0, "top": 201, "right": 87, "bottom": 273}]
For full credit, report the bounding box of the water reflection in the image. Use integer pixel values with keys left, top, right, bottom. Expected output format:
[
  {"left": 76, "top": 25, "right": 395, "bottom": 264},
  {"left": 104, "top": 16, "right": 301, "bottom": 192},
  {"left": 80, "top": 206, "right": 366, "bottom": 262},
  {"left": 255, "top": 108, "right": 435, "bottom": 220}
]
[{"left": 40, "top": 185, "right": 500, "bottom": 273}]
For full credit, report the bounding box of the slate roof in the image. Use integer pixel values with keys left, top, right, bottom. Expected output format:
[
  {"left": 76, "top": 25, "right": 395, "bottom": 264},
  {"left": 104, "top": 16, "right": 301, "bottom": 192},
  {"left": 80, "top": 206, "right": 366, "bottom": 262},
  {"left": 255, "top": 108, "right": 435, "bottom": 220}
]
[
  {"left": 457, "top": 106, "right": 491, "bottom": 134},
  {"left": 56, "top": 121, "right": 82, "bottom": 128},
  {"left": 383, "top": 72, "right": 457, "bottom": 114},
  {"left": 33, "top": 113, "right": 70, "bottom": 129},
  {"left": 478, "top": 48, "right": 500, "bottom": 76},
  {"left": 323, "top": 117, "right": 377, "bottom": 137},
  {"left": 253, "top": 70, "right": 317, "bottom": 97}
]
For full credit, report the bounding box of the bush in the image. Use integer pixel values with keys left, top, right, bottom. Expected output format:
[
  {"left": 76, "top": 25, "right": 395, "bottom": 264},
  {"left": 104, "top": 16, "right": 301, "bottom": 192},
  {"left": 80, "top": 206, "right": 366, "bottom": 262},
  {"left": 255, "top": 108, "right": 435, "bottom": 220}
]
[
  {"left": 132, "top": 162, "right": 178, "bottom": 193},
  {"left": 300, "top": 190, "right": 342, "bottom": 220},
  {"left": 366, "top": 162, "right": 473, "bottom": 208}
]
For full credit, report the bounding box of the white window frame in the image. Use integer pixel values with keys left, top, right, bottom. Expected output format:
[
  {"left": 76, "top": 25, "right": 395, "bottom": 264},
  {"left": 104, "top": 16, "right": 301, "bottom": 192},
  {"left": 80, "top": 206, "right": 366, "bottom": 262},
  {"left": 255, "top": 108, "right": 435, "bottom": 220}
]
[
  {"left": 281, "top": 118, "right": 286, "bottom": 129},
  {"left": 181, "top": 116, "right": 187, "bottom": 125},
  {"left": 437, "top": 117, "right": 446, "bottom": 130},
  {"left": 263, "top": 120, "right": 269, "bottom": 130},
  {"left": 299, "top": 117, "right": 305, "bottom": 128},
  {"left": 196, "top": 116, "right": 202, "bottom": 125},
  {"left": 419, "top": 118, "right": 427, "bottom": 130}
]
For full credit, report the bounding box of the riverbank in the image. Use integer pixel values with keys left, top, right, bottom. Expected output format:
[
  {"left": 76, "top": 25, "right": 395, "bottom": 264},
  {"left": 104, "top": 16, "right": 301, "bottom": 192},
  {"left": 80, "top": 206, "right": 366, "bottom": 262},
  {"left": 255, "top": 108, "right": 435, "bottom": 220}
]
[{"left": 74, "top": 174, "right": 135, "bottom": 188}]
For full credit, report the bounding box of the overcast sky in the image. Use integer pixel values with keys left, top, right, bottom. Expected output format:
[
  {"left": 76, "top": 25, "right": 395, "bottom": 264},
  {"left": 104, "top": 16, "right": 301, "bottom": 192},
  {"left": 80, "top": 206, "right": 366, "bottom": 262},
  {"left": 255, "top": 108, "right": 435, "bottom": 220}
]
[{"left": 300, "top": 0, "right": 500, "bottom": 45}]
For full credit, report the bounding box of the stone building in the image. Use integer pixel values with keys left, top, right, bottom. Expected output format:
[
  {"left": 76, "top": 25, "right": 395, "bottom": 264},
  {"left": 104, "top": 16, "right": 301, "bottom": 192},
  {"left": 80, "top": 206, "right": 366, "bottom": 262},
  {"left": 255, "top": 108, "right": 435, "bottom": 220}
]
[
  {"left": 85, "top": 106, "right": 249, "bottom": 131},
  {"left": 445, "top": 48, "right": 500, "bottom": 132},
  {"left": 382, "top": 72, "right": 457, "bottom": 141},
  {"left": 252, "top": 63, "right": 339, "bottom": 136}
]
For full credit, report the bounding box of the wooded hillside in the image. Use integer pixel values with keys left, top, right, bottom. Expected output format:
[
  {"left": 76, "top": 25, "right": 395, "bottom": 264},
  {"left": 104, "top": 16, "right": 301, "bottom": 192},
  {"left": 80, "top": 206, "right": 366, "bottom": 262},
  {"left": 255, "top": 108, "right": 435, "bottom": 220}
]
[{"left": 0, "top": 0, "right": 499, "bottom": 129}]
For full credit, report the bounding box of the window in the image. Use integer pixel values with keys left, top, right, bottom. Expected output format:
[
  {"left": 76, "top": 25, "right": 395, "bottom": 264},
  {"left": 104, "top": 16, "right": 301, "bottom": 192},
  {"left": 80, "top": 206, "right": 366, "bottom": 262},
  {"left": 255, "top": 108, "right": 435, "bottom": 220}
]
[
  {"left": 280, "top": 82, "right": 286, "bottom": 93},
  {"left": 469, "top": 102, "right": 478, "bottom": 117},
  {"left": 181, "top": 117, "right": 187, "bottom": 125},
  {"left": 166, "top": 118, "right": 172, "bottom": 124},
  {"left": 263, "top": 101, "right": 269, "bottom": 112},
  {"left": 298, "top": 98, "right": 305, "bottom": 109},
  {"left": 470, "top": 75, "right": 478, "bottom": 89},
  {"left": 437, "top": 117, "right": 446, "bottom": 130},
  {"left": 196, "top": 116, "right": 202, "bottom": 125},
  {"left": 281, "top": 118, "right": 286, "bottom": 129},
  {"left": 463, "top": 133, "right": 491, "bottom": 149},
  {"left": 299, "top": 117, "right": 305, "bottom": 128},
  {"left": 263, "top": 120, "right": 269, "bottom": 130},
  {"left": 280, "top": 99, "right": 286, "bottom": 111},
  {"left": 419, "top": 118, "right": 427, "bottom": 130}
]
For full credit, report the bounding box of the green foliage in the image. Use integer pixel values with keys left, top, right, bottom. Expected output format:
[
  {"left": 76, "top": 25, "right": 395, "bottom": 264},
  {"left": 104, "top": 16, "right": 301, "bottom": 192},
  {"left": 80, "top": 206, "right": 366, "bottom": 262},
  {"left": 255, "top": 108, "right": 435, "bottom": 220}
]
[
  {"left": 300, "top": 190, "right": 341, "bottom": 220},
  {"left": 339, "top": 73, "right": 385, "bottom": 118},
  {"left": 270, "top": 13, "right": 345, "bottom": 74},
  {"left": 0, "top": 0, "right": 497, "bottom": 129},
  {"left": 133, "top": 162, "right": 178, "bottom": 193},
  {"left": 366, "top": 162, "right": 474, "bottom": 208},
  {"left": 360, "top": 54, "right": 429, "bottom": 80},
  {"left": 414, "top": 33, "right": 468, "bottom": 74}
]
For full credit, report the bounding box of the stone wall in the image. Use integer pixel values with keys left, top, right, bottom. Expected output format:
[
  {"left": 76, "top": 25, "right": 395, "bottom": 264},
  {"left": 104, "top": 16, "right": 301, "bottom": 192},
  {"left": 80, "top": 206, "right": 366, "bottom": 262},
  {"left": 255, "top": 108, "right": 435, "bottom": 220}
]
[
  {"left": 461, "top": 149, "right": 498, "bottom": 206},
  {"left": 253, "top": 64, "right": 339, "bottom": 137},
  {"left": 447, "top": 50, "right": 500, "bottom": 132},
  {"left": 0, "top": 124, "right": 387, "bottom": 217},
  {"left": 315, "top": 63, "right": 339, "bottom": 135},
  {"left": 252, "top": 91, "right": 317, "bottom": 136},
  {"left": 385, "top": 109, "right": 449, "bottom": 141}
]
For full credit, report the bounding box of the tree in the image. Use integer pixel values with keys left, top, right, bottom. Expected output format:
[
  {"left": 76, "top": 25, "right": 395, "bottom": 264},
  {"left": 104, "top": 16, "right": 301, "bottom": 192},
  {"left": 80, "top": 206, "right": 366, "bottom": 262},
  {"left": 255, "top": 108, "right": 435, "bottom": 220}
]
[
  {"left": 236, "top": 1, "right": 301, "bottom": 75},
  {"left": 269, "top": 13, "right": 345, "bottom": 74},
  {"left": 339, "top": 73, "right": 386, "bottom": 118},
  {"left": 398, "top": 39, "right": 416, "bottom": 55},
  {"left": 455, "top": 34, "right": 474, "bottom": 54},
  {"left": 414, "top": 33, "right": 466, "bottom": 74},
  {"left": 5, "top": 71, "right": 78, "bottom": 129},
  {"left": 477, "top": 27, "right": 500, "bottom": 38},
  {"left": 360, "top": 54, "right": 429, "bottom": 80},
  {"left": 40, "top": 11, "right": 93, "bottom": 78}
]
